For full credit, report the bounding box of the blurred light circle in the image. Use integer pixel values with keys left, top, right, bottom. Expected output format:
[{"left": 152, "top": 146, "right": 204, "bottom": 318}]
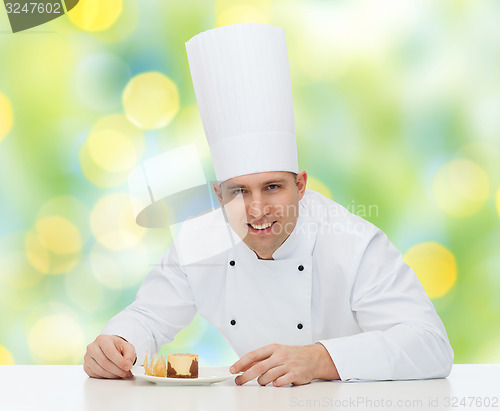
[
  {"left": 25, "top": 230, "right": 81, "bottom": 275},
  {"left": 0, "top": 92, "right": 13, "bottom": 141},
  {"left": 88, "top": 130, "right": 138, "bottom": 172},
  {"left": 28, "top": 314, "right": 85, "bottom": 364},
  {"left": 403, "top": 242, "right": 457, "bottom": 299},
  {"left": 37, "top": 196, "right": 91, "bottom": 244},
  {"left": 432, "top": 159, "right": 490, "bottom": 217},
  {"left": 306, "top": 176, "right": 333, "bottom": 200},
  {"left": 0, "top": 345, "right": 14, "bottom": 365},
  {"left": 90, "top": 193, "right": 145, "bottom": 250},
  {"left": 25, "top": 232, "right": 50, "bottom": 274},
  {"left": 35, "top": 216, "right": 82, "bottom": 255},
  {"left": 215, "top": 1, "right": 270, "bottom": 27},
  {"left": 122, "top": 72, "right": 180, "bottom": 130},
  {"left": 68, "top": 0, "right": 123, "bottom": 32},
  {"left": 76, "top": 52, "right": 131, "bottom": 112},
  {"left": 80, "top": 114, "right": 144, "bottom": 187}
]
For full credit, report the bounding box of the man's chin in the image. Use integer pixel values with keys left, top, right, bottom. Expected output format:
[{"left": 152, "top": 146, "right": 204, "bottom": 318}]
[{"left": 243, "top": 239, "right": 279, "bottom": 256}]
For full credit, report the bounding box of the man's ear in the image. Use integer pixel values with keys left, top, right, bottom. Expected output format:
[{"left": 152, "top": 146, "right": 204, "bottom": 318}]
[
  {"left": 296, "top": 171, "right": 307, "bottom": 201},
  {"left": 212, "top": 182, "right": 224, "bottom": 206}
]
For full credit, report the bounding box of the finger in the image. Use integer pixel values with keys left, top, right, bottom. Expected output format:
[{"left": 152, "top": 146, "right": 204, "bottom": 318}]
[
  {"left": 231, "top": 344, "right": 276, "bottom": 373},
  {"left": 235, "top": 357, "right": 279, "bottom": 386},
  {"left": 98, "top": 345, "right": 132, "bottom": 377},
  {"left": 257, "top": 364, "right": 288, "bottom": 386},
  {"left": 100, "top": 338, "right": 132, "bottom": 372},
  {"left": 84, "top": 355, "right": 99, "bottom": 378},
  {"left": 231, "top": 361, "right": 258, "bottom": 377},
  {"left": 88, "top": 343, "right": 130, "bottom": 378},
  {"left": 91, "top": 355, "right": 133, "bottom": 379},
  {"left": 86, "top": 355, "right": 121, "bottom": 379},
  {"left": 273, "top": 371, "right": 310, "bottom": 387},
  {"left": 116, "top": 338, "right": 136, "bottom": 367}
]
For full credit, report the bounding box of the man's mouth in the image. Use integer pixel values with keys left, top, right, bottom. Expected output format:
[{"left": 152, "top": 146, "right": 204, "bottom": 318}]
[{"left": 247, "top": 221, "right": 276, "bottom": 235}]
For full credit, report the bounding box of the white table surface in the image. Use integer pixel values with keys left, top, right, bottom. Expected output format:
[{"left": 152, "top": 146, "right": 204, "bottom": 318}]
[{"left": 0, "top": 364, "right": 498, "bottom": 411}]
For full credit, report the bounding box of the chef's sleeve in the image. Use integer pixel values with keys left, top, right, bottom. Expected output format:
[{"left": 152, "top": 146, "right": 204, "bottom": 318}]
[
  {"left": 317, "top": 229, "right": 454, "bottom": 381},
  {"left": 100, "top": 244, "right": 197, "bottom": 364}
]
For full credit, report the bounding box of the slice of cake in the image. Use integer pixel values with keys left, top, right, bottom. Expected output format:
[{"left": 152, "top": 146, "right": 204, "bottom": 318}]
[{"left": 167, "top": 353, "right": 198, "bottom": 378}]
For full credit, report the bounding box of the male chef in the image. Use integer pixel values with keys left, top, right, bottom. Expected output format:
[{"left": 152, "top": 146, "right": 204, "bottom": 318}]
[{"left": 84, "top": 23, "right": 454, "bottom": 385}]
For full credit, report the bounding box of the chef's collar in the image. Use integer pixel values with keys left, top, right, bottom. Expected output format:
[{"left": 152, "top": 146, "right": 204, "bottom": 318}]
[{"left": 232, "top": 195, "right": 314, "bottom": 261}]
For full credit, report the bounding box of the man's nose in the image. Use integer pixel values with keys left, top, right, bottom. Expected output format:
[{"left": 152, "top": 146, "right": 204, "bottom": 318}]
[{"left": 247, "top": 195, "right": 270, "bottom": 219}]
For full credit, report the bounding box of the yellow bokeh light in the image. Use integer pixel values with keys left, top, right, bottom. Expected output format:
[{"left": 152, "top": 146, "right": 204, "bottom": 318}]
[
  {"left": 90, "top": 193, "right": 145, "bottom": 250},
  {"left": 432, "top": 159, "right": 490, "bottom": 217},
  {"left": 28, "top": 314, "right": 85, "bottom": 364},
  {"left": 306, "top": 176, "right": 333, "bottom": 200},
  {"left": 25, "top": 230, "right": 81, "bottom": 275},
  {"left": 0, "top": 92, "right": 13, "bottom": 141},
  {"left": 215, "top": 0, "right": 270, "bottom": 26},
  {"left": 87, "top": 129, "right": 138, "bottom": 172},
  {"left": 25, "top": 214, "right": 82, "bottom": 275},
  {"left": 403, "top": 242, "right": 457, "bottom": 299},
  {"left": 122, "top": 72, "right": 180, "bottom": 130},
  {"left": 80, "top": 114, "right": 144, "bottom": 188},
  {"left": 35, "top": 216, "right": 82, "bottom": 255},
  {"left": 25, "top": 232, "right": 50, "bottom": 274},
  {"left": 216, "top": 5, "right": 269, "bottom": 27},
  {"left": 37, "top": 196, "right": 91, "bottom": 244},
  {"left": 67, "top": 0, "right": 123, "bottom": 32},
  {"left": 0, "top": 345, "right": 14, "bottom": 365}
]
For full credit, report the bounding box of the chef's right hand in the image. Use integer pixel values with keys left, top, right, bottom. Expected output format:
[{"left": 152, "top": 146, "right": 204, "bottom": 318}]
[{"left": 84, "top": 334, "right": 136, "bottom": 379}]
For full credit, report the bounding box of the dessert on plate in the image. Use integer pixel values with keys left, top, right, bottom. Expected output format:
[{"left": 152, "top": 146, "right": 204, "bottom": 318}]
[
  {"left": 143, "top": 351, "right": 199, "bottom": 379},
  {"left": 167, "top": 353, "right": 199, "bottom": 378}
]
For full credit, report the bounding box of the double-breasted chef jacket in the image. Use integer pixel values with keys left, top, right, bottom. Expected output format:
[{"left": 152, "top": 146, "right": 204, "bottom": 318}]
[{"left": 102, "top": 190, "right": 454, "bottom": 381}]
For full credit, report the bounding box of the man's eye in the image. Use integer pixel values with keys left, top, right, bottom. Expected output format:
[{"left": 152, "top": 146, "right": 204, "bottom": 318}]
[
  {"left": 232, "top": 189, "right": 244, "bottom": 195},
  {"left": 268, "top": 184, "right": 280, "bottom": 190}
]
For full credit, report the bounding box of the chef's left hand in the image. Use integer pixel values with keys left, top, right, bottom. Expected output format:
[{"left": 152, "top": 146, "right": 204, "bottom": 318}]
[{"left": 229, "top": 343, "right": 340, "bottom": 387}]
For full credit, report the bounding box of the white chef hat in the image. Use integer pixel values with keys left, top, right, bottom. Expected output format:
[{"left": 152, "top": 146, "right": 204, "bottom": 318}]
[{"left": 186, "top": 23, "right": 298, "bottom": 182}]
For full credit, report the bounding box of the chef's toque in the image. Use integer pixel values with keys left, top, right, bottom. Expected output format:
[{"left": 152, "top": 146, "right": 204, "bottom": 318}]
[{"left": 186, "top": 23, "right": 298, "bottom": 182}]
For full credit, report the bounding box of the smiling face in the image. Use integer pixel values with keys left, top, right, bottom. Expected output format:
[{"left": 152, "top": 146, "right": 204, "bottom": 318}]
[{"left": 213, "top": 171, "right": 307, "bottom": 260}]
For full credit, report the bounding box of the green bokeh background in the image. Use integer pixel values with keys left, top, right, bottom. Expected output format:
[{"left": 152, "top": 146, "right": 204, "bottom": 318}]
[{"left": 0, "top": 0, "right": 499, "bottom": 366}]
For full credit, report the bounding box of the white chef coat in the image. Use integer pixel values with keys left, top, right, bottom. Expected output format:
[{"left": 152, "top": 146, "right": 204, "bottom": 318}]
[{"left": 101, "top": 190, "right": 454, "bottom": 381}]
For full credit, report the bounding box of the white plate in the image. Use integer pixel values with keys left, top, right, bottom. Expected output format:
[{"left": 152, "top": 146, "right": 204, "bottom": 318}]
[{"left": 132, "top": 365, "right": 237, "bottom": 386}]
